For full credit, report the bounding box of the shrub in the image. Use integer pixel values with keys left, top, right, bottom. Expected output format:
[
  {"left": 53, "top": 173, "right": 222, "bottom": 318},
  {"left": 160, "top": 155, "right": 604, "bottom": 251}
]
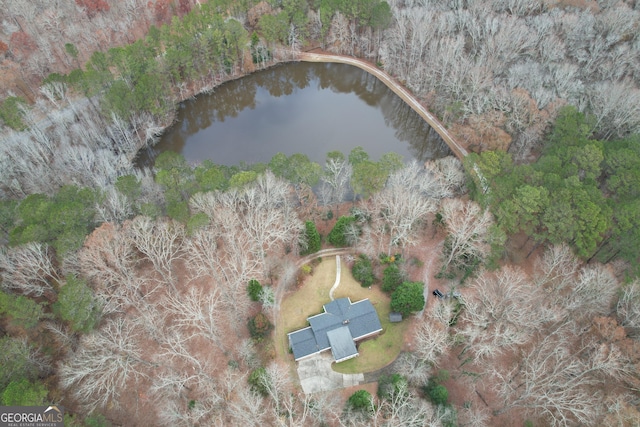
[
  {"left": 327, "top": 216, "right": 356, "bottom": 247},
  {"left": 248, "top": 312, "right": 272, "bottom": 339},
  {"left": 347, "top": 389, "right": 374, "bottom": 412},
  {"left": 423, "top": 370, "right": 450, "bottom": 406},
  {"left": 186, "top": 212, "right": 210, "bottom": 235},
  {"left": 352, "top": 254, "right": 375, "bottom": 287},
  {"left": 449, "top": 299, "right": 464, "bottom": 326},
  {"left": 377, "top": 373, "right": 408, "bottom": 400},
  {"left": 1, "top": 378, "right": 47, "bottom": 406},
  {"left": 0, "top": 96, "right": 27, "bottom": 131},
  {"left": 426, "top": 383, "right": 449, "bottom": 406},
  {"left": 247, "top": 279, "right": 263, "bottom": 302},
  {"left": 248, "top": 367, "right": 268, "bottom": 396},
  {"left": 53, "top": 275, "right": 101, "bottom": 333},
  {"left": 381, "top": 264, "right": 405, "bottom": 293},
  {"left": 390, "top": 281, "right": 425, "bottom": 316},
  {"left": 0, "top": 291, "right": 46, "bottom": 330},
  {"left": 301, "top": 220, "right": 321, "bottom": 255}
]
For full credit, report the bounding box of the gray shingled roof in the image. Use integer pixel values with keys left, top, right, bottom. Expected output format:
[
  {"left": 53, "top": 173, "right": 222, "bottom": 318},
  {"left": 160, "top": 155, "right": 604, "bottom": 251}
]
[
  {"left": 287, "top": 298, "right": 382, "bottom": 362},
  {"left": 288, "top": 326, "right": 320, "bottom": 360},
  {"left": 327, "top": 326, "right": 358, "bottom": 362}
]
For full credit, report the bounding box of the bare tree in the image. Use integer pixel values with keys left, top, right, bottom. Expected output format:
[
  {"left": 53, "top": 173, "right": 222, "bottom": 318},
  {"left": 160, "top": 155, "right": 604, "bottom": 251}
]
[
  {"left": 561, "top": 264, "right": 618, "bottom": 320},
  {"left": 94, "top": 185, "right": 134, "bottom": 223},
  {"left": 240, "top": 172, "right": 303, "bottom": 271},
  {"left": 183, "top": 225, "right": 257, "bottom": 325},
  {"left": 0, "top": 242, "right": 58, "bottom": 297},
  {"left": 533, "top": 243, "right": 580, "bottom": 307},
  {"left": 258, "top": 362, "right": 295, "bottom": 420},
  {"left": 226, "top": 383, "right": 268, "bottom": 426},
  {"left": 319, "top": 157, "right": 352, "bottom": 206},
  {"left": 367, "top": 161, "right": 437, "bottom": 255},
  {"left": 492, "top": 325, "right": 604, "bottom": 426},
  {"left": 164, "top": 287, "right": 225, "bottom": 350},
  {"left": 58, "top": 317, "right": 151, "bottom": 412},
  {"left": 461, "top": 267, "right": 544, "bottom": 361},
  {"left": 587, "top": 80, "right": 640, "bottom": 139},
  {"left": 617, "top": 280, "right": 640, "bottom": 337},
  {"left": 127, "top": 216, "right": 184, "bottom": 288},
  {"left": 372, "top": 380, "right": 443, "bottom": 427},
  {"left": 414, "top": 305, "right": 453, "bottom": 366},
  {"left": 423, "top": 156, "right": 466, "bottom": 198},
  {"left": 394, "top": 353, "right": 432, "bottom": 386},
  {"left": 76, "top": 223, "right": 140, "bottom": 313},
  {"left": 440, "top": 199, "right": 495, "bottom": 272}
]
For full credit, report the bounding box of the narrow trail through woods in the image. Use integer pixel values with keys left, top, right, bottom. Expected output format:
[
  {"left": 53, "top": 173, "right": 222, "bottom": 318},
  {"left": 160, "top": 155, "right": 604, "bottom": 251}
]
[{"left": 298, "top": 52, "right": 469, "bottom": 160}]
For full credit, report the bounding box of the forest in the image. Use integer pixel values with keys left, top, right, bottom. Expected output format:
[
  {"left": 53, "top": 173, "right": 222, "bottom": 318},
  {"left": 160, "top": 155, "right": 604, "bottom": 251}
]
[{"left": 1, "top": 0, "right": 640, "bottom": 426}]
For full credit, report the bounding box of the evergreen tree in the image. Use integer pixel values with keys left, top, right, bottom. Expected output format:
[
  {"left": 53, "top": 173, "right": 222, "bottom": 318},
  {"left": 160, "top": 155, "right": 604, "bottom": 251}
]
[
  {"left": 327, "top": 216, "right": 356, "bottom": 247},
  {"left": 301, "top": 221, "right": 321, "bottom": 255},
  {"left": 390, "top": 281, "right": 425, "bottom": 316},
  {"left": 53, "top": 275, "right": 101, "bottom": 333}
]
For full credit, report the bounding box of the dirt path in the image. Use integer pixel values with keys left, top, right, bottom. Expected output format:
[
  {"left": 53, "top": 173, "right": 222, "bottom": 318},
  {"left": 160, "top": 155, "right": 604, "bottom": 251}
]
[
  {"left": 296, "top": 248, "right": 354, "bottom": 268},
  {"left": 298, "top": 52, "right": 469, "bottom": 160}
]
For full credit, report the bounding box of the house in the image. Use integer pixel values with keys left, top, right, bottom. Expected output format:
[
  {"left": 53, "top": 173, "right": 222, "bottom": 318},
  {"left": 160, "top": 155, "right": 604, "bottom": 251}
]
[{"left": 288, "top": 297, "right": 383, "bottom": 363}]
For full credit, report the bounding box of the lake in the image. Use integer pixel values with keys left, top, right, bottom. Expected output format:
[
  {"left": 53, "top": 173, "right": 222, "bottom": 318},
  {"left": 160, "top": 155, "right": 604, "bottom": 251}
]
[{"left": 145, "top": 62, "right": 451, "bottom": 166}]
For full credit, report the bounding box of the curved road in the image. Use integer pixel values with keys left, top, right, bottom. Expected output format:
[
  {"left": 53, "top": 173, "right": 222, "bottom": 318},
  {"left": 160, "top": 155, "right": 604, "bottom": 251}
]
[{"left": 298, "top": 52, "right": 469, "bottom": 160}]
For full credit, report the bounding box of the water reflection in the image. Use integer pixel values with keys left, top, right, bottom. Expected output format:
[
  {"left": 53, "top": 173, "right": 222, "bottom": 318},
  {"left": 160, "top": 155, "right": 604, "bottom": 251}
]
[{"left": 143, "top": 62, "right": 451, "bottom": 166}]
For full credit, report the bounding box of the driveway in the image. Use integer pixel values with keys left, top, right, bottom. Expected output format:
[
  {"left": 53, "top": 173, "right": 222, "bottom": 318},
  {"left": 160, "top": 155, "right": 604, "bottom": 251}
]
[{"left": 296, "top": 353, "right": 364, "bottom": 394}]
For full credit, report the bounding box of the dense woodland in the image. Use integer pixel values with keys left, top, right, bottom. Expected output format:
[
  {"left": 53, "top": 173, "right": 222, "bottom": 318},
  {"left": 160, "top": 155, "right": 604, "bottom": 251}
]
[{"left": 1, "top": 0, "right": 640, "bottom": 426}]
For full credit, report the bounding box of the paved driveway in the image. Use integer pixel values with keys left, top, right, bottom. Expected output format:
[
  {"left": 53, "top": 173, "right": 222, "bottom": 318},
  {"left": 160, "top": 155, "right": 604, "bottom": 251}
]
[{"left": 297, "top": 353, "right": 364, "bottom": 394}]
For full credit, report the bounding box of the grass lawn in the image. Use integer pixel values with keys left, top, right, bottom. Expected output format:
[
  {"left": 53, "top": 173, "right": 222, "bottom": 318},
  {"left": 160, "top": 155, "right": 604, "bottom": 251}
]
[{"left": 276, "top": 256, "right": 409, "bottom": 374}]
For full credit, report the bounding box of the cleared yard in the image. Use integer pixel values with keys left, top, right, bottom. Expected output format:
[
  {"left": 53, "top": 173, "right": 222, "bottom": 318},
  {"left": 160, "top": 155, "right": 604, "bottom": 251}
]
[{"left": 276, "top": 256, "right": 409, "bottom": 374}]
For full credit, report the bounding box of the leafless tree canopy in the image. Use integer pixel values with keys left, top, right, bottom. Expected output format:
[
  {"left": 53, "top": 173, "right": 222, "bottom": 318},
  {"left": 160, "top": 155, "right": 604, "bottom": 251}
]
[
  {"left": 617, "top": 280, "right": 640, "bottom": 337},
  {"left": 58, "top": 317, "right": 149, "bottom": 413},
  {"left": 440, "top": 198, "right": 495, "bottom": 271},
  {"left": 445, "top": 245, "right": 631, "bottom": 425},
  {"left": 0, "top": 242, "right": 58, "bottom": 297},
  {"left": 378, "top": 1, "right": 640, "bottom": 157}
]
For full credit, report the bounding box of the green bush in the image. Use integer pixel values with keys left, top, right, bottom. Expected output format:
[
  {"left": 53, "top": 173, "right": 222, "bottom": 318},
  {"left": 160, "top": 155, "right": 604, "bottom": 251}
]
[
  {"left": 64, "top": 413, "right": 110, "bottom": 427},
  {"left": 301, "top": 220, "right": 321, "bottom": 255},
  {"left": 347, "top": 389, "right": 374, "bottom": 412},
  {"left": 390, "top": 281, "right": 425, "bottom": 316},
  {"left": 381, "top": 264, "right": 405, "bottom": 293},
  {"left": 327, "top": 216, "right": 356, "bottom": 247},
  {"left": 1, "top": 378, "right": 47, "bottom": 406},
  {"left": 10, "top": 186, "right": 97, "bottom": 257},
  {"left": 0, "top": 96, "right": 27, "bottom": 130},
  {"left": 248, "top": 367, "right": 268, "bottom": 396},
  {"left": 186, "top": 212, "right": 210, "bottom": 235},
  {"left": 247, "top": 312, "right": 272, "bottom": 339},
  {"left": 449, "top": 299, "right": 464, "bottom": 326},
  {"left": 247, "top": 279, "right": 263, "bottom": 302},
  {"left": 426, "top": 384, "right": 448, "bottom": 406},
  {"left": 423, "top": 370, "right": 450, "bottom": 406},
  {"left": 54, "top": 275, "right": 101, "bottom": 333},
  {"left": 0, "top": 291, "right": 46, "bottom": 330},
  {"left": 352, "top": 254, "right": 375, "bottom": 287},
  {"left": 377, "top": 373, "right": 408, "bottom": 400}
]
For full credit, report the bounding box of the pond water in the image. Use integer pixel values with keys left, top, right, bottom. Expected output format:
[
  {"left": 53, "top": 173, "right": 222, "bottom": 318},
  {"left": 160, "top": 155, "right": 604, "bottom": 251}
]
[{"left": 145, "top": 62, "right": 451, "bottom": 166}]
